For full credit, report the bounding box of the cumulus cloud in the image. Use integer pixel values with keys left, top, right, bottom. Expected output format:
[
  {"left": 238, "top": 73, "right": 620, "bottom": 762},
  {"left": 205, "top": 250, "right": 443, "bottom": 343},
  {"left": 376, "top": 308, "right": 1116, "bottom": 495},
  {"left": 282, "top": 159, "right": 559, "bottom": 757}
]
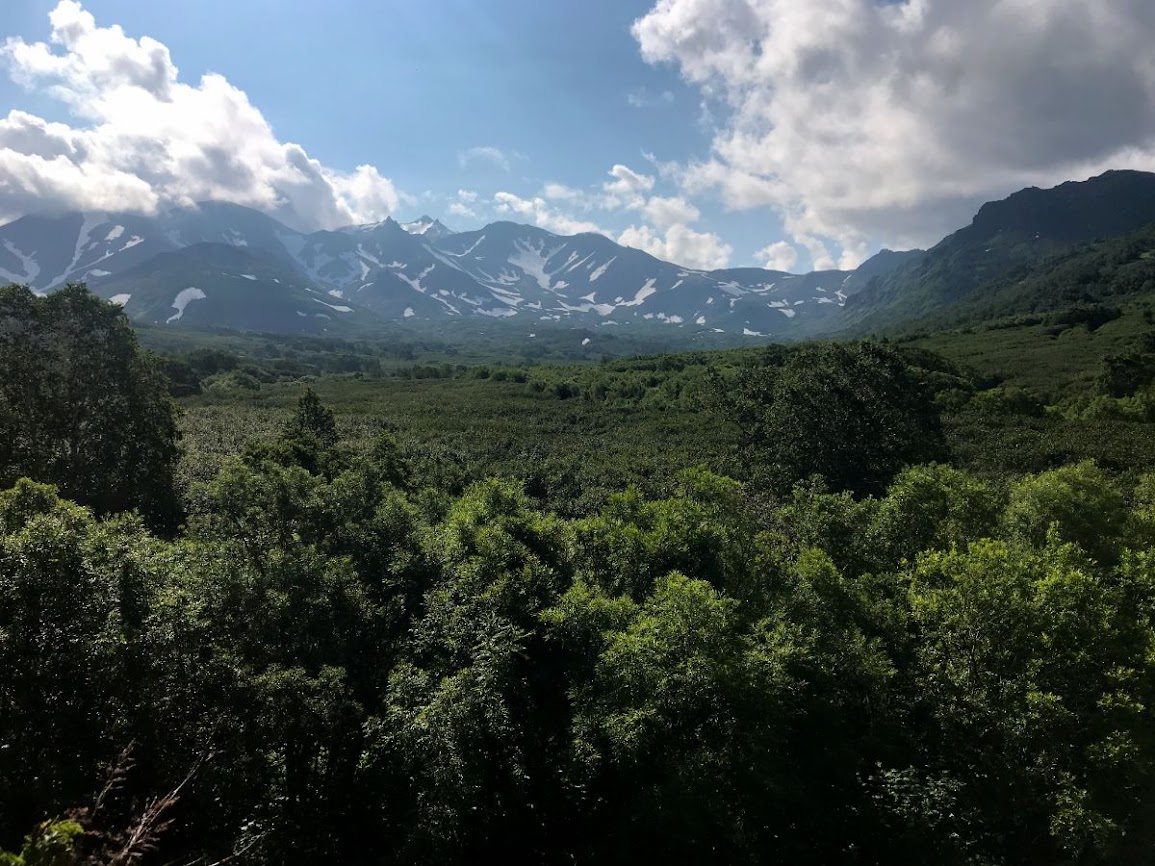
[
  {"left": 458, "top": 146, "right": 512, "bottom": 172},
  {"left": 490, "top": 163, "right": 733, "bottom": 268},
  {"left": 0, "top": 1, "right": 400, "bottom": 229},
  {"left": 446, "top": 189, "right": 479, "bottom": 219},
  {"left": 542, "top": 182, "right": 582, "bottom": 201},
  {"left": 756, "top": 240, "right": 798, "bottom": 272},
  {"left": 634, "top": 0, "right": 1155, "bottom": 264},
  {"left": 602, "top": 163, "right": 655, "bottom": 209},
  {"left": 618, "top": 223, "right": 732, "bottom": 270},
  {"left": 493, "top": 191, "right": 606, "bottom": 236},
  {"left": 643, "top": 195, "right": 700, "bottom": 229}
]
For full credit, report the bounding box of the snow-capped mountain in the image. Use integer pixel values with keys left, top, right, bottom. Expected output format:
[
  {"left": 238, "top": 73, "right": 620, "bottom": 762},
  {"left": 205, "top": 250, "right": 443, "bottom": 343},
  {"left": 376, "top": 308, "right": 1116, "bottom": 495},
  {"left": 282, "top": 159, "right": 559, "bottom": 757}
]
[
  {"left": 0, "top": 202, "right": 900, "bottom": 336},
  {"left": 94, "top": 243, "right": 368, "bottom": 333},
  {"left": 0, "top": 211, "right": 175, "bottom": 291},
  {"left": 399, "top": 216, "right": 454, "bottom": 242}
]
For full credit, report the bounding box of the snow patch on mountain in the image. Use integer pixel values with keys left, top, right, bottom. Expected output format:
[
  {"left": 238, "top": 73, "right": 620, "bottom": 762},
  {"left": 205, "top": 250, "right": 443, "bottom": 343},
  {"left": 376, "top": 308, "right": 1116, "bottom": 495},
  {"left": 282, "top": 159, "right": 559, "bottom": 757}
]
[
  {"left": 508, "top": 240, "right": 558, "bottom": 291},
  {"left": 589, "top": 257, "right": 615, "bottom": 281},
  {"left": 2, "top": 240, "right": 41, "bottom": 284},
  {"left": 52, "top": 213, "right": 104, "bottom": 288},
  {"left": 559, "top": 299, "right": 615, "bottom": 316},
  {"left": 357, "top": 245, "right": 383, "bottom": 268},
  {"left": 312, "top": 297, "right": 353, "bottom": 313},
  {"left": 397, "top": 265, "right": 437, "bottom": 296},
  {"left": 167, "top": 287, "right": 206, "bottom": 323},
  {"left": 627, "top": 278, "right": 657, "bottom": 306},
  {"left": 566, "top": 252, "right": 595, "bottom": 272},
  {"left": 452, "top": 235, "right": 486, "bottom": 258},
  {"left": 400, "top": 217, "right": 452, "bottom": 240}
]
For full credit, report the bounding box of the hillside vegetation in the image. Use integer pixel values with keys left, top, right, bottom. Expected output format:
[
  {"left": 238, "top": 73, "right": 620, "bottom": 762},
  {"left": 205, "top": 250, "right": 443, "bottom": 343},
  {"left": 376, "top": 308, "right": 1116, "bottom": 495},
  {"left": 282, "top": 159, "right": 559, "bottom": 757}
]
[{"left": 2, "top": 283, "right": 1155, "bottom": 864}]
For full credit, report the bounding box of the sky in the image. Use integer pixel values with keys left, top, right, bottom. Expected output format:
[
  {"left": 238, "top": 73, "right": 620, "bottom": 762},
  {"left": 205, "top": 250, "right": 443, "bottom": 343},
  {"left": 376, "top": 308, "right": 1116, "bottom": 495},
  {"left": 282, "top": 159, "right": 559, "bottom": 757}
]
[{"left": 3, "top": 1, "right": 1155, "bottom": 273}]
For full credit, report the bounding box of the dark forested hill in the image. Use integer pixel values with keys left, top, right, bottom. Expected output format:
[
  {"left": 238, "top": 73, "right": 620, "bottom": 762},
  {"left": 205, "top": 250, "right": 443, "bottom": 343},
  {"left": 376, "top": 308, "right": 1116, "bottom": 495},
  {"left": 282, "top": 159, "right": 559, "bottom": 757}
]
[{"left": 842, "top": 170, "right": 1155, "bottom": 333}]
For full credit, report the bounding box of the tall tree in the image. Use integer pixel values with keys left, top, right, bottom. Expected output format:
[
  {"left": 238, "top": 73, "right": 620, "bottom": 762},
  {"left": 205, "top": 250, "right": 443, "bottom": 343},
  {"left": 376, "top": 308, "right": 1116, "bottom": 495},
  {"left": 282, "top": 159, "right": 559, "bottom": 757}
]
[
  {"left": 725, "top": 342, "right": 948, "bottom": 495},
  {"left": 0, "top": 284, "right": 180, "bottom": 528}
]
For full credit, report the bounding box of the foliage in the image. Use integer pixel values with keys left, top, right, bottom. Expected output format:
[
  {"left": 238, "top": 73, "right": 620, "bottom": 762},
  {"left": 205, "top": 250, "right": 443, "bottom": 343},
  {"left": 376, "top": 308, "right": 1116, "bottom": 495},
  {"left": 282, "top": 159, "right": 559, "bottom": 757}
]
[
  {"left": 4, "top": 291, "right": 1155, "bottom": 863},
  {"left": 0, "top": 820, "right": 83, "bottom": 866},
  {"left": 722, "top": 341, "right": 949, "bottom": 495},
  {"left": 0, "top": 284, "right": 180, "bottom": 528}
]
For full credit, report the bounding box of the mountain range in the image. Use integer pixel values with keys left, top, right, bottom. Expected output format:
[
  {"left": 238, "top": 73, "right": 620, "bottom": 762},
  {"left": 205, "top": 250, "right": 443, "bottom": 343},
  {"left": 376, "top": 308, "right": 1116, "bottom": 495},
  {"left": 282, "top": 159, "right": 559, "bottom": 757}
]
[
  {"left": 0, "top": 200, "right": 907, "bottom": 337},
  {"left": 3, "top": 169, "right": 1155, "bottom": 340}
]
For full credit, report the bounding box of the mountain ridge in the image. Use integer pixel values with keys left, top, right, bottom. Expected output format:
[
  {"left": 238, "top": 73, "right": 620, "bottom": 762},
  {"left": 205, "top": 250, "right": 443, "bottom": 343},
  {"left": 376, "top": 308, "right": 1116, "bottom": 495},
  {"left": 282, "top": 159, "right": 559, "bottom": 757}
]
[
  {"left": 840, "top": 169, "right": 1155, "bottom": 334},
  {"left": 0, "top": 202, "right": 873, "bottom": 336},
  {"left": 4, "top": 169, "right": 1155, "bottom": 340}
]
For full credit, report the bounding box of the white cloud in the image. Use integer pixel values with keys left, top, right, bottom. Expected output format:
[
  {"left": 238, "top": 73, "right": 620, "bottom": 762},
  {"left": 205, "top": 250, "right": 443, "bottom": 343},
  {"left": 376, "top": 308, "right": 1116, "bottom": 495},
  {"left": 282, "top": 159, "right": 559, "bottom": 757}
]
[
  {"left": 757, "top": 240, "right": 797, "bottom": 272},
  {"left": 489, "top": 165, "right": 729, "bottom": 268},
  {"left": 634, "top": 0, "right": 1155, "bottom": 263},
  {"left": 542, "top": 182, "right": 582, "bottom": 201},
  {"left": 448, "top": 188, "right": 480, "bottom": 218},
  {"left": 458, "top": 145, "right": 512, "bottom": 172},
  {"left": 602, "top": 163, "right": 655, "bottom": 209},
  {"left": 796, "top": 235, "right": 836, "bottom": 272},
  {"left": 642, "top": 195, "right": 700, "bottom": 229},
  {"left": 493, "top": 191, "right": 607, "bottom": 236},
  {"left": 618, "top": 223, "right": 731, "bottom": 270},
  {"left": 0, "top": 1, "right": 400, "bottom": 229}
]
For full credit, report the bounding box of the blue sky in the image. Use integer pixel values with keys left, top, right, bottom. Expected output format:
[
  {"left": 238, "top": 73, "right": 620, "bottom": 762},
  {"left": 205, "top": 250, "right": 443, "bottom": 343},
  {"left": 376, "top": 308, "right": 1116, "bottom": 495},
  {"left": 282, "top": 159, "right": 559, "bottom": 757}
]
[
  {"left": 0, "top": 0, "right": 784, "bottom": 270},
  {"left": 11, "top": 0, "right": 702, "bottom": 180},
  {"left": 3, "top": 1, "right": 1155, "bottom": 272}
]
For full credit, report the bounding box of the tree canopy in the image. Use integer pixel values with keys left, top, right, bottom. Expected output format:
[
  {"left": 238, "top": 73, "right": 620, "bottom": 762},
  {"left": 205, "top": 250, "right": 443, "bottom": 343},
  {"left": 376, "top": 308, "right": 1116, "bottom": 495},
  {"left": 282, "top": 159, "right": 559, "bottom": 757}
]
[
  {"left": 724, "top": 341, "right": 950, "bottom": 494},
  {"left": 0, "top": 284, "right": 180, "bottom": 528}
]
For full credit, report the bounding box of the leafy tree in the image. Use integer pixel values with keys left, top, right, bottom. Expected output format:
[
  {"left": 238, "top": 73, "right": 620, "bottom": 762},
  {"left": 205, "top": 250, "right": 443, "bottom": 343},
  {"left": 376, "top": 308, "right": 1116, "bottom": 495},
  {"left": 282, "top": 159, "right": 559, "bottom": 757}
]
[
  {"left": 286, "top": 387, "right": 339, "bottom": 449},
  {"left": 244, "top": 387, "right": 346, "bottom": 478},
  {"left": 906, "top": 539, "right": 1155, "bottom": 863},
  {"left": 0, "top": 486, "right": 143, "bottom": 833},
  {"left": 365, "top": 480, "right": 574, "bottom": 859},
  {"left": 560, "top": 572, "right": 747, "bottom": 858},
  {"left": 572, "top": 468, "right": 756, "bottom": 601},
  {"left": 0, "top": 284, "right": 180, "bottom": 528},
  {"left": 869, "top": 463, "right": 1002, "bottom": 565},
  {"left": 725, "top": 342, "right": 948, "bottom": 495},
  {"left": 1003, "top": 460, "right": 1127, "bottom": 563}
]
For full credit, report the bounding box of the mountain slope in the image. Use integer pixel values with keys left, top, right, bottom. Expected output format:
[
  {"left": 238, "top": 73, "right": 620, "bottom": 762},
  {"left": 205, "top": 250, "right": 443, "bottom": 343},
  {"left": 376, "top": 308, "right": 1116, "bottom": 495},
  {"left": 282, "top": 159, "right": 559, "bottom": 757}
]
[
  {"left": 844, "top": 170, "right": 1155, "bottom": 333},
  {"left": 911, "top": 222, "right": 1155, "bottom": 330},
  {"left": 0, "top": 211, "right": 175, "bottom": 290},
  {"left": 89, "top": 243, "right": 373, "bottom": 333}
]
